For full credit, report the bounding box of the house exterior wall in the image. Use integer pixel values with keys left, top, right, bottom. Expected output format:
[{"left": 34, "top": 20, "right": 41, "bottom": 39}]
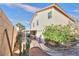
[
  {"left": 53, "top": 9, "right": 74, "bottom": 25},
  {"left": 31, "top": 6, "right": 74, "bottom": 37},
  {"left": 31, "top": 8, "right": 54, "bottom": 37},
  {"left": 0, "top": 10, "right": 17, "bottom": 56}
]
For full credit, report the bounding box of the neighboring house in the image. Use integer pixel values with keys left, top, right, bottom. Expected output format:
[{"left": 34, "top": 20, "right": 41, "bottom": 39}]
[
  {"left": 30, "top": 4, "right": 75, "bottom": 37},
  {"left": 0, "top": 10, "right": 17, "bottom": 56}
]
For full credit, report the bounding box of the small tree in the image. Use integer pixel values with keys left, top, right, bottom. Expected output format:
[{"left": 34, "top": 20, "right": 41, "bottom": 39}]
[{"left": 42, "top": 24, "right": 77, "bottom": 44}]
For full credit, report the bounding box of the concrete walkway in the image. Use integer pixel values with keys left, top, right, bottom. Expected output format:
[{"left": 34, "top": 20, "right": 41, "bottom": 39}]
[
  {"left": 29, "top": 39, "right": 50, "bottom": 56},
  {"left": 30, "top": 40, "right": 40, "bottom": 49}
]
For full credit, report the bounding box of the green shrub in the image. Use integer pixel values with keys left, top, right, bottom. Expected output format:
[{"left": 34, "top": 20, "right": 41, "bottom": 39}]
[{"left": 42, "top": 24, "right": 76, "bottom": 44}]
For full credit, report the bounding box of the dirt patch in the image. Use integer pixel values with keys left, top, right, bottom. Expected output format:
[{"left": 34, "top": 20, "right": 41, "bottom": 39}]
[{"left": 29, "top": 47, "right": 49, "bottom": 56}]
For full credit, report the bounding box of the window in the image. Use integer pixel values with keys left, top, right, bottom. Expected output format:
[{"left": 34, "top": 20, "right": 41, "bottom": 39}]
[
  {"left": 37, "top": 20, "right": 39, "bottom": 26},
  {"left": 48, "top": 11, "right": 52, "bottom": 19}
]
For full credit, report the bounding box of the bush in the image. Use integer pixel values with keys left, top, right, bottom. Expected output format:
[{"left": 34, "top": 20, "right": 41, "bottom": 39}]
[{"left": 42, "top": 24, "right": 77, "bottom": 44}]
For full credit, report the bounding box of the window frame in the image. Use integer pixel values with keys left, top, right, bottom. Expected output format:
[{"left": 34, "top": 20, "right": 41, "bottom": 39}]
[{"left": 48, "top": 11, "right": 52, "bottom": 19}]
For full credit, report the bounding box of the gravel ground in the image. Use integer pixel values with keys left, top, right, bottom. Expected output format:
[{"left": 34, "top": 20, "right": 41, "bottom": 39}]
[
  {"left": 45, "top": 45, "right": 79, "bottom": 56},
  {"left": 44, "top": 40, "right": 79, "bottom": 56}
]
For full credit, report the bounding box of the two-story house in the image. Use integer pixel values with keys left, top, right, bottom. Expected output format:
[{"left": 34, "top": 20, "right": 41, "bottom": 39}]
[{"left": 30, "top": 4, "right": 75, "bottom": 38}]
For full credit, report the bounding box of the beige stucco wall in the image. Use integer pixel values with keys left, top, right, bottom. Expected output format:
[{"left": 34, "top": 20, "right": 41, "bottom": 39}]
[
  {"left": 31, "top": 8, "right": 54, "bottom": 30},
  {"left": 0, "top": 10, "right": 17, "bottom": 56},
  {"left": 53, "top": 9, "right": 74, "bottom": 25},
  {"left": 31, "top": 7, "right": 74, "bottom": 37}
]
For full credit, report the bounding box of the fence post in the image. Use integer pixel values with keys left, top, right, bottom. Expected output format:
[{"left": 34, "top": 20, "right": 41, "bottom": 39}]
[{"left": 5, "top": 29, "right": 13, "bottom": 56}]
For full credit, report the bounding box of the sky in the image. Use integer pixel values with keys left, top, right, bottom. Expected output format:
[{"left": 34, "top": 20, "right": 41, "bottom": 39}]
[{"left": 0, "top": 3, "right": 79, "bottom": 29}]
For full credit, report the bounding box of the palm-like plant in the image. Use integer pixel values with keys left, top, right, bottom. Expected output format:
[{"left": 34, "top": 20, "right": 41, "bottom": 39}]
[
  {"left": 16, "top": 23, "right": 25, "bottom": 55},
  {"left": 16, "top": 32, "right": 22, "bottom": 55},
  {"left": 16, "top": 23, "right": 25, "bottom": 32}
]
